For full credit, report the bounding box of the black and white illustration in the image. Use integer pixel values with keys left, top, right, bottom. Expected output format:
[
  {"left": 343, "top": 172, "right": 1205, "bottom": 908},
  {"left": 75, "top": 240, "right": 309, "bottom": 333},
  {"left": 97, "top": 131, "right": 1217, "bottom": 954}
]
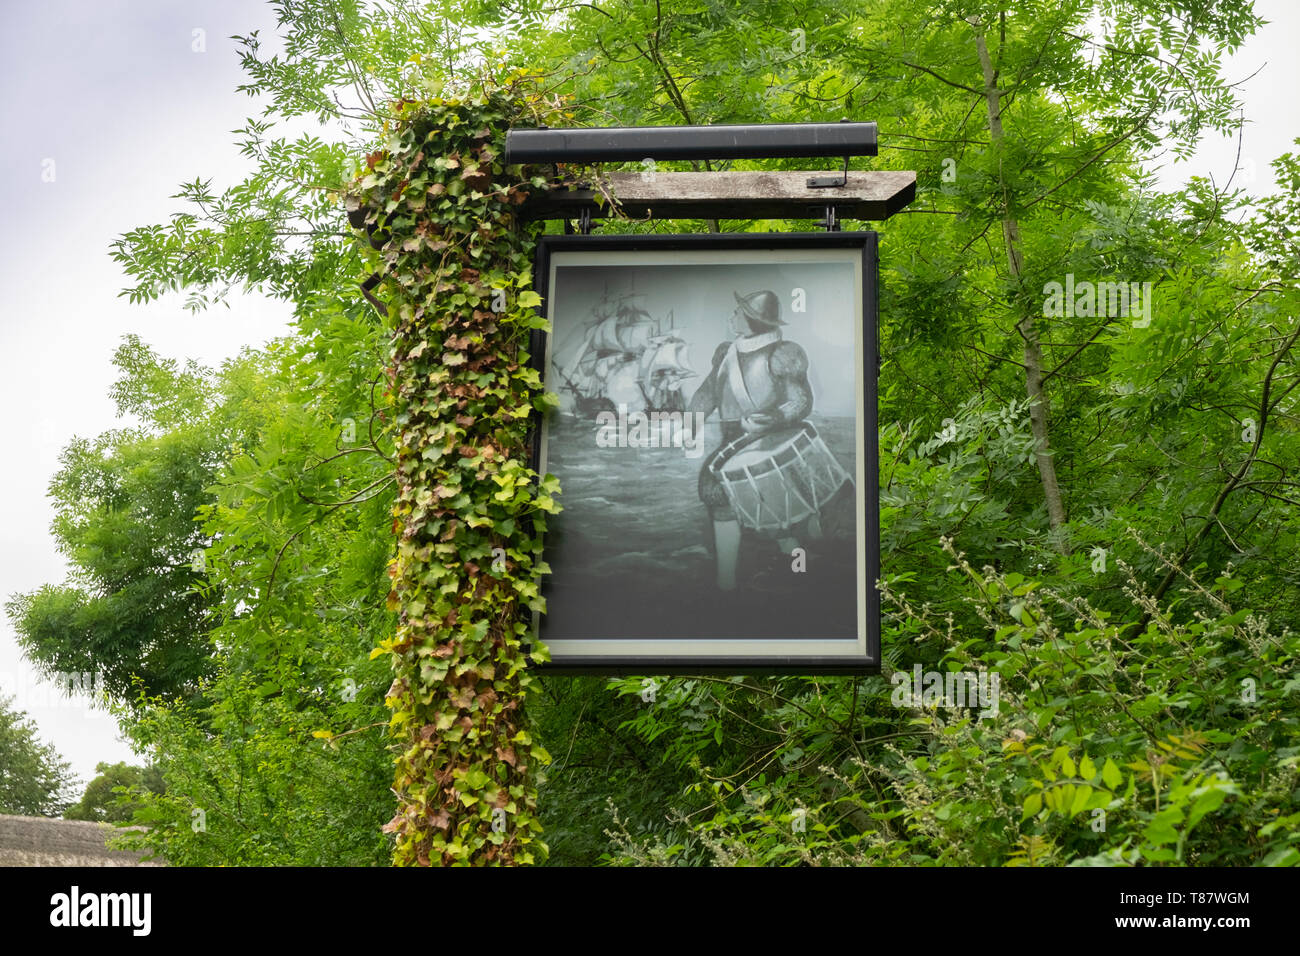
[{"left": 535, "top": 238, "right": 877, "bottom": 667}]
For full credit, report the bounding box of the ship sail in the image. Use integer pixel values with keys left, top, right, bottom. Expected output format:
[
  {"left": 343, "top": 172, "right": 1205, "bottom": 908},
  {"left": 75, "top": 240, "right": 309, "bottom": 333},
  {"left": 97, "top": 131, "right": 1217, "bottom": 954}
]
[
  {"left": 588, "top": 314, "right": 655, "bottom": 354},
  {"left": 558, "top": 294, "right": 693, "bottom": 417},
  {"left": 639, "top": 336, "right": 696, "bottom": 408},
  {"left": 642, "top": 337, "right": 693, "bottom": 386}
]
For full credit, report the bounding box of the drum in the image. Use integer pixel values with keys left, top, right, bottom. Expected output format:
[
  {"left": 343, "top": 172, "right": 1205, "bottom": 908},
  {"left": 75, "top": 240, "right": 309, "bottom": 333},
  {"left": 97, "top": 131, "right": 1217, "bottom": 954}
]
[{"left": 708, "top": 422, "right": 852, "bottom": 532}]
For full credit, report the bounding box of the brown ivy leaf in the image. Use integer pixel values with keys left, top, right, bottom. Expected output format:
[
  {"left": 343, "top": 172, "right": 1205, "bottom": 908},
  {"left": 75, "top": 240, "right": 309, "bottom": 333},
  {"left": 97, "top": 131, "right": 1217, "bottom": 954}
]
[
  {"left": 450, "top": 687, "right": 475, "bottom": 710},
  {"left": 462, "top": 167, "right": 493, "bottom": 192}
]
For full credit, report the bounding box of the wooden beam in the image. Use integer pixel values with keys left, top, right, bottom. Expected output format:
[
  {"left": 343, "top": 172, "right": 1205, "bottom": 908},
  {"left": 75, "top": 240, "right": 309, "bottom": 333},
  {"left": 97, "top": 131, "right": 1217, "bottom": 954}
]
[{"left": 518, "top": 169, "right": 916, "bottom": 222}]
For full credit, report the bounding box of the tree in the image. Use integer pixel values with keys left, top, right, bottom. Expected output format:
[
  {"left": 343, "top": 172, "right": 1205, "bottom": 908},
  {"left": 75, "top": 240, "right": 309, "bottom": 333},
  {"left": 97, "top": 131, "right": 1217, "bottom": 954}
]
[
  {"left": 64, "top": 761, "right": 165, "bottom": 823},
  {"left": 93, "top": 322, "right": 397, "bottom": 866},
  {"left": 0, "top": 694, "right": 78, "bottom": 817},
  {"left": 6, "top": 337, "right": 227, "bottom": 704},
  {"left": 87, "top": 0, "right": 1300, "bottom": 867}
]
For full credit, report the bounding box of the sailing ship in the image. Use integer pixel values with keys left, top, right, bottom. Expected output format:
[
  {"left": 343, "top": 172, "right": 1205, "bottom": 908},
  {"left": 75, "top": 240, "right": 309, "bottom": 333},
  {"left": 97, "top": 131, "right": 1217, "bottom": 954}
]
[{"left": 557, "top": 290, "right": 695, "bottom": 419}]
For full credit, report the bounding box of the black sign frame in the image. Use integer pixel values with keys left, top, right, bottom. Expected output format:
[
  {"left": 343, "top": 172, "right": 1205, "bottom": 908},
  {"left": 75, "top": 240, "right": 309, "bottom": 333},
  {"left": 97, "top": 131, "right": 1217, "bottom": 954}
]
[{"left": 528, "top": 232, "right": 880, "bottom": 675}]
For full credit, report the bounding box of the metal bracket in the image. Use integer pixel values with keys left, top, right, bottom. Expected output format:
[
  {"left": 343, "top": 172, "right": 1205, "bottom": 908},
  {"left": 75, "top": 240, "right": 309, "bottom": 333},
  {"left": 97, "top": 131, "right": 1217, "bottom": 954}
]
[
  {"left": 807, "top": 154, "right": 850, "bottom": 189},
  {"left": 564, "top": 207, "right": 595, "bottom": 235},
  {"left": 816, "top": 205, "right": 840, "bottom": 232}
]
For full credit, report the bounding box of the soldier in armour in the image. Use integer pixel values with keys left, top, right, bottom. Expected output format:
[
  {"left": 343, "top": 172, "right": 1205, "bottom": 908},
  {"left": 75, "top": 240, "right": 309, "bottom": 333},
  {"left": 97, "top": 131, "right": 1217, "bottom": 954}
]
[{"left": 688, "top": 289, "right": 814, "bottom": 590}]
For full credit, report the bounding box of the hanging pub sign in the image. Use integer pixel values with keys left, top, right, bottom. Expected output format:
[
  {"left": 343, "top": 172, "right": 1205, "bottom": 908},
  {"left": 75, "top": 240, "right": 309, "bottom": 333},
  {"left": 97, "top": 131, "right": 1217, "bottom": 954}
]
[{"left": 529, "top": 232, "right": 880, "bottom": 673}]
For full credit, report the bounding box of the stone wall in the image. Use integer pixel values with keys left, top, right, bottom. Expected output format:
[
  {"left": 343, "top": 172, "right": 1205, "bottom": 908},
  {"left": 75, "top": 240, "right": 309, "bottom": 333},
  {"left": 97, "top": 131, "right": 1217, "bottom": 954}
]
[{"left": 0, "top": 814, "right": 161, "bottom": 866}]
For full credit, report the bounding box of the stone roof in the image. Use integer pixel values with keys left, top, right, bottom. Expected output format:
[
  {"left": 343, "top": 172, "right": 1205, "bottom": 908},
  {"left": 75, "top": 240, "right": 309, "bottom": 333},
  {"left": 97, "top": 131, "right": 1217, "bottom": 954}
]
[{"left": 0, "top": 813, "right": 162, "bottom": 867}]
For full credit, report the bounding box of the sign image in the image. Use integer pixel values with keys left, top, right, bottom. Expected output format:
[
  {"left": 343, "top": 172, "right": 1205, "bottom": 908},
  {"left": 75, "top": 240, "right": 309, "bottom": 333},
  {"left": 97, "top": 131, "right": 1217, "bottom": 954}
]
[{"left": 532, "top": 233, "right": 880, "bottom": 672}]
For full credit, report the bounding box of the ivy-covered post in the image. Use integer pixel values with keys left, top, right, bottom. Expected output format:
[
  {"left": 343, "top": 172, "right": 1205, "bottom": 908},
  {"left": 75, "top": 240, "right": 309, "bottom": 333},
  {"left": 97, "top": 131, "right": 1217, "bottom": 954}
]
[{"left": 346, "top": 78, "right": 568, "bottom": 866}]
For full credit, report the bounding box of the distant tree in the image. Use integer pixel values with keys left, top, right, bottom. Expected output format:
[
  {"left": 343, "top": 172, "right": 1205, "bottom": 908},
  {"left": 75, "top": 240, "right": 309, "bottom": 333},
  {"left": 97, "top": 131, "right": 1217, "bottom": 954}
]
[
  {"left": 0, "top": 694, "right": 78, "bottom": 817},
  {"left": 64, "top": 761, "right": 165, "bottom": 823},
  {"left": 5, "top": 337, "right": 240, "bottom": 706}
]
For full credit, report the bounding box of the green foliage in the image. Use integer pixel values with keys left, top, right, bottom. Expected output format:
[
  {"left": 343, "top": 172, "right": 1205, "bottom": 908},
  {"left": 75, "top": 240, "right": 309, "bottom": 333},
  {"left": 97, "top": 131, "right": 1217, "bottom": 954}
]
[
  {"left": 0, "top": 694, "right": 78, "bottom": 817},
  {"left": 598, "top": 540, "right": 1298, "bottom": 866},
  {"left": 44, "top": 0, "right": 1298, "bottom": 868},
  {"left": 64, "top": 762, "right": 164, "bottom": 823},
  {"left": 1, "top": 309, "right": 402, "bottom": 864},
  {"left": 110, "top": 309, "right": 400, "bottom": 866},
  {"left": 6, "top": 338, "right": 229, "bottom": 704},
  {"left": 529, "top": 677, "right": 703, "bottom": 866},
  {"left": 120, "top": 667, "right": 392, "bottom": 866}
]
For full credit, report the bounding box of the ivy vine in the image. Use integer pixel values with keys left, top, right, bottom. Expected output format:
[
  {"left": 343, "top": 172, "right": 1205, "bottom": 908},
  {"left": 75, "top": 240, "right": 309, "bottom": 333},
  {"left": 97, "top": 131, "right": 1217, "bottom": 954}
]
[{"left": 345, "top": 74, "right": 574, "bottom": 866}]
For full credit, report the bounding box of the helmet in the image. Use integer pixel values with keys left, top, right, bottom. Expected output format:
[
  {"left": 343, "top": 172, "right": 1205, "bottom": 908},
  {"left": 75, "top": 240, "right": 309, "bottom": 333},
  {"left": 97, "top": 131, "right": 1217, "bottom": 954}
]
[{"left": 733, "top": 289, "right": 784, "bottom": 329}]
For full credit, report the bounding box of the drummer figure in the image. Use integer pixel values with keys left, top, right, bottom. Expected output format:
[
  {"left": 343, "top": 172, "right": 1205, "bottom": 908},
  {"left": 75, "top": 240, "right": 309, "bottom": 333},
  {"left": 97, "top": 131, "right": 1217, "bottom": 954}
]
[{"left": 688, "top": 289, "right": 814, "bottom": 591}]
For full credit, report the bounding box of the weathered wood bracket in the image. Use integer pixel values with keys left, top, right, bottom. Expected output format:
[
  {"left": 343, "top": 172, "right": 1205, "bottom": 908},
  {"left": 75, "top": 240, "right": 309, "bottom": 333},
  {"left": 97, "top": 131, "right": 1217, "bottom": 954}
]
[
  {"left": 518, "top": 169, "right": 917, "bottom": 223},
  {"left": 343, "top": 157, "right": 915, "bottom": 310}
]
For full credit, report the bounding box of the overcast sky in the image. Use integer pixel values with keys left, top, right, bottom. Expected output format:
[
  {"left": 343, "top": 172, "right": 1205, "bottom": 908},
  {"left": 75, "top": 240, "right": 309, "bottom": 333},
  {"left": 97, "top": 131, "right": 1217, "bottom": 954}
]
[
  {"left": 0, "top": 0, "right": 1296, "bottom": 787},
  {"left": 0, "top": 0, "right": 294, "bottom": 784}
]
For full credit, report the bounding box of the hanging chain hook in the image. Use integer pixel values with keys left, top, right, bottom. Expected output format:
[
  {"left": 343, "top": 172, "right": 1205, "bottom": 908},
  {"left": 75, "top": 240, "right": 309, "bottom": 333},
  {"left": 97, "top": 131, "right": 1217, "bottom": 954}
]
[{"left": 816, "top": 205, "right": 840, "bottom": 232}]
